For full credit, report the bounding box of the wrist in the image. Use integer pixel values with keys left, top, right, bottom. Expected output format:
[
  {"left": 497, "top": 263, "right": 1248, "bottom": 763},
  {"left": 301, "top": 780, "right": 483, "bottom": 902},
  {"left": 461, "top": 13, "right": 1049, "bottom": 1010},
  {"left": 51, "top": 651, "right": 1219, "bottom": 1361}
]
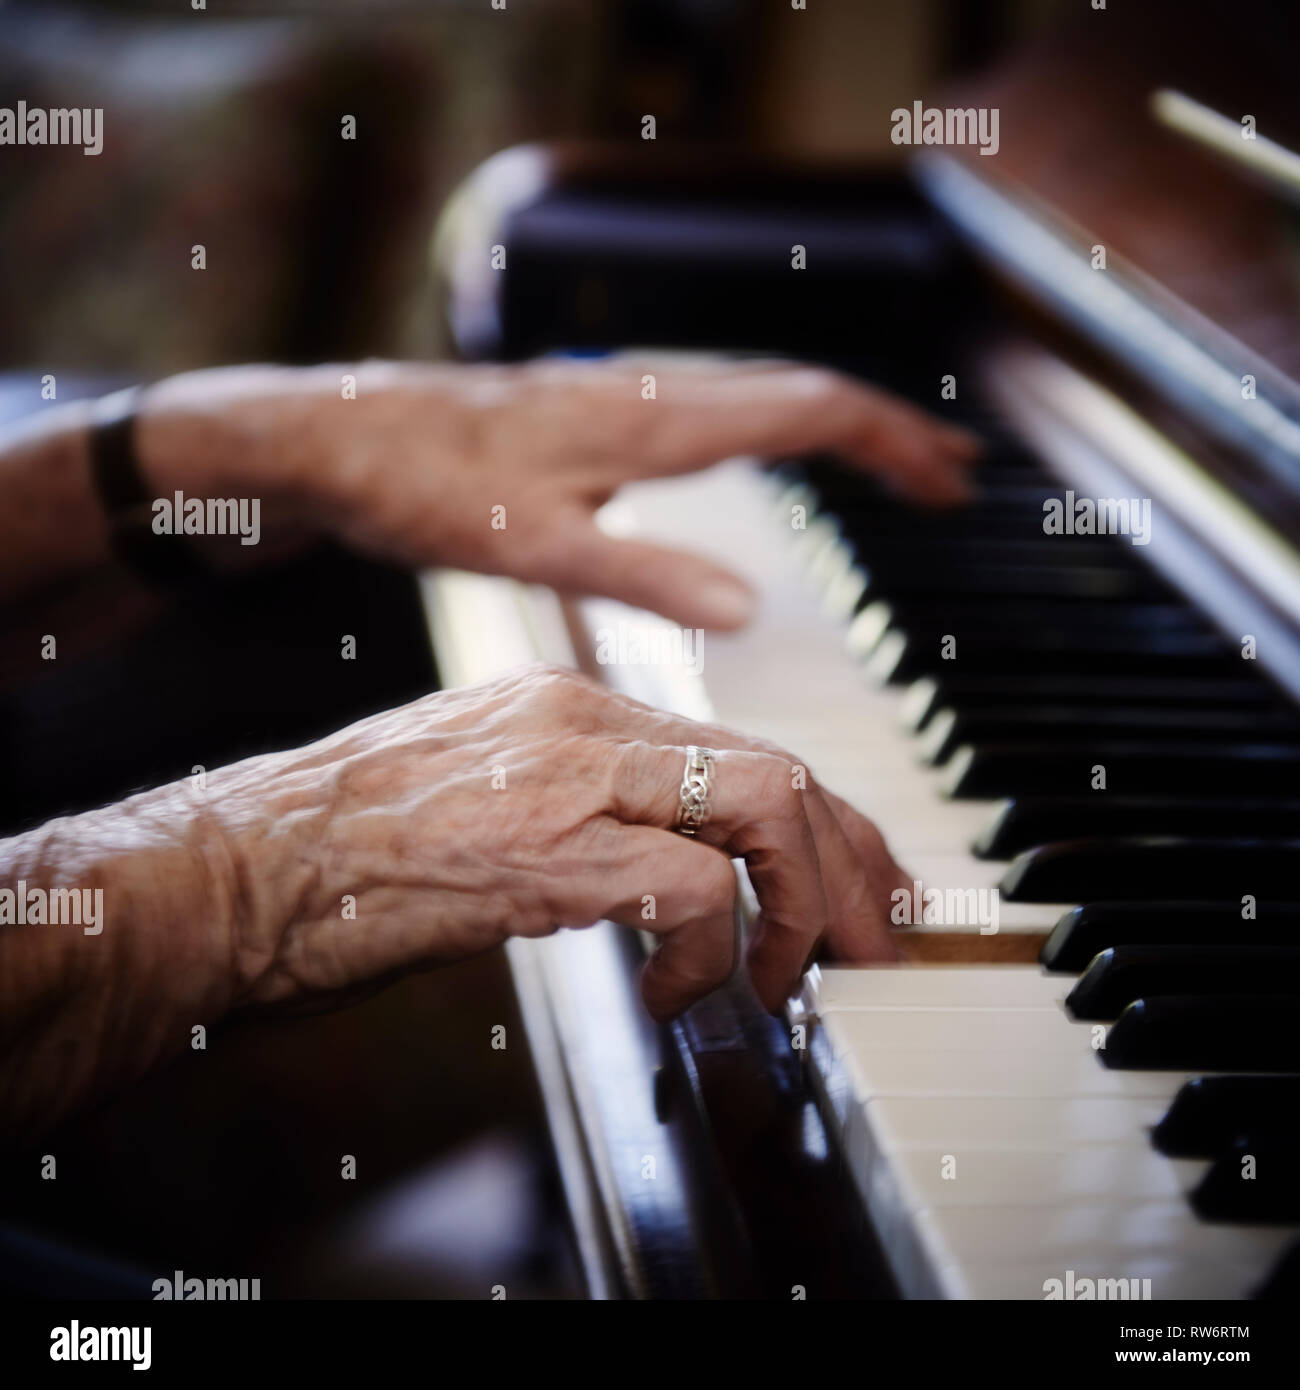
[
  {"left": 194, "top": 748, "right": 338, "bottom": 1008},
  {"left": 130, "top": 367, "right": 321, "bottom": 569}
]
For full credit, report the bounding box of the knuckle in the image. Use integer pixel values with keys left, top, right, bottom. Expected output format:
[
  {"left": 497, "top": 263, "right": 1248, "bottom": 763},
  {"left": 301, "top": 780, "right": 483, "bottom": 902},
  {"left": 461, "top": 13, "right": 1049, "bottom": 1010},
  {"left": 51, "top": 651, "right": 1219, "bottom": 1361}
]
[
  {"left": 747, "top": 730, "right": 790, "bottom": 759},
  {"left": 752, "top": 752, "right": 809, "bottom": 816},
  {"left": 519, "top": 663, "right": 590, "bottom": 714},
  {"left": 745, "top": 736, "right": 816, "bottom": 783},
  {"left": 608, "top": 736, "right": 662, "bottom": 801},
  {"left": 784, "top": 364, "right": 842, "bottom": 401}
]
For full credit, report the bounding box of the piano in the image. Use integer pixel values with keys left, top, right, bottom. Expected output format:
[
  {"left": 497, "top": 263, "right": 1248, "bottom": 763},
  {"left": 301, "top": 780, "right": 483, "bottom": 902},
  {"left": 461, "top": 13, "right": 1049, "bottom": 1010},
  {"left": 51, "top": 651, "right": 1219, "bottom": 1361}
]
[{"left": 420, "top": 70, "right": 1300, "bottom": 1298}]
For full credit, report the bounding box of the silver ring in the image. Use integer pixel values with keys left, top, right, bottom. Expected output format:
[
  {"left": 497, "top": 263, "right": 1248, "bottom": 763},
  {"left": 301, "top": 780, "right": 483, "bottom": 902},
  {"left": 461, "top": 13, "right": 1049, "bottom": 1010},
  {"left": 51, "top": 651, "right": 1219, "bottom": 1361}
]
[{"left": 676, "top": 745, "right": 716, "bottom": 836}]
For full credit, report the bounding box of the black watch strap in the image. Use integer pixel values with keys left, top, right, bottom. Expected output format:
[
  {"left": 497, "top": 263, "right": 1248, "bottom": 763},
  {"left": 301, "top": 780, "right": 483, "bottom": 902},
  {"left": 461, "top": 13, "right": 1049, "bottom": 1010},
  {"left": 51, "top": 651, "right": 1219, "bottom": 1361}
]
[{"left": 89, "top": 387, "right": 212, "bottom": 592}]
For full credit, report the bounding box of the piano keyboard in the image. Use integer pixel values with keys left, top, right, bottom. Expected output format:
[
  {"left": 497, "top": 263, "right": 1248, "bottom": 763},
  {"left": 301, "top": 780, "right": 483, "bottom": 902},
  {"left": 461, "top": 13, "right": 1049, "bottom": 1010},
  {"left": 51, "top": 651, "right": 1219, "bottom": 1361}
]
[{"left": 423, "top": 368, "right": 1300, "bottom": 1300}]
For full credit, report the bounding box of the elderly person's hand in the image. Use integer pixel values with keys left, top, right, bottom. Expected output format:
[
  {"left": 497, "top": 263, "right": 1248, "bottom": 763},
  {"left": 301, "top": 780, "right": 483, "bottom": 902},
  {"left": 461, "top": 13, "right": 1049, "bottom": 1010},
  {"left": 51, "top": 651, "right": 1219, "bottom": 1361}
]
[
  {"left": 1, "top": 665, "right": 910, "bottom": 1136},
  {"left": 218, "top": 664, "right": 910, "bottom": 1018},
  {"left": 134, "top": 356, "right": 977, "bottom": 628},
  {"left": 1, "top": 354, "right": 970, "bottom": 1138}
]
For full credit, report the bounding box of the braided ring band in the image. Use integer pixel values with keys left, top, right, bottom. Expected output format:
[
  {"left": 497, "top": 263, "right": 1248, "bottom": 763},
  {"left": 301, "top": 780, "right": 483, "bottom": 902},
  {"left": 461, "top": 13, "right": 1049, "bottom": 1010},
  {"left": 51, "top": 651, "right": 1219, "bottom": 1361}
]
[{"left": 676, "top": 746, "right": 716, "bottom": 836}]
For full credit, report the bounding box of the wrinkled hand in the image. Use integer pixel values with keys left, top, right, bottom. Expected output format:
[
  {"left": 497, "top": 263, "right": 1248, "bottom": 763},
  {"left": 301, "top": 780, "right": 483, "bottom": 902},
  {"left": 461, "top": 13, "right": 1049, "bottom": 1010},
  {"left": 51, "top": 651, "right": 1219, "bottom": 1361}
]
[
  {"left": 214, "top": 665, "right": 909, "bottom": 1020},
  {"left": 309, "top": 357, "right": 976, "bottom": 628},
  {"left": 140, "top": 357, "right": 977, "bottom": 629}
]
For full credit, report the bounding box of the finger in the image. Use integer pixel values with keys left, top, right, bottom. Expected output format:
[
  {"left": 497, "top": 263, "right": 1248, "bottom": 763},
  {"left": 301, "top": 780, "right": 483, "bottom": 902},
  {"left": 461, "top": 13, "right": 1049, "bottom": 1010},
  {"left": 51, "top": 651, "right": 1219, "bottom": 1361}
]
[
  {"left": 599, "top": 827, "right": 740, "bottom": 1021},
  {"left": 540, "top": 516, "right": 757, "bottom": 630},
  {"left": 518, "top": 815, "right": 737, "bottom": 1020},
  {"left": 565, "top": 359, "right": 981, "bottom": 505},
  {"left": 840, "top": 378, "right": 981, "bottom": 460},
  {"left": 817, "top": 788, "right": 911, "bottom": 962},
  {"left": 599, "top": 707, "right": 908, "bottom": 995},
  {"left": 827, "top": 381, "right": 981, "bottom": 506},
  {"left": 611, "top": 743, "right": 829, "bottom": 1012},
  {"left": 821, "top": 785, "right": 913, "bottom": 896},
  {"left": 796, "top": 788, "right": 901, "bottom": 960}
]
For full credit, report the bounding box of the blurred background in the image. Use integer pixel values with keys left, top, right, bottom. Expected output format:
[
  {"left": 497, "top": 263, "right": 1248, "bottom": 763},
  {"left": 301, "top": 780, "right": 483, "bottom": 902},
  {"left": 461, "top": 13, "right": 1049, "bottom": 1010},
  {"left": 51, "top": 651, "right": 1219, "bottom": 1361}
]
[
  {"left": 4, "top": 0, "right": 1300, "bottom": 1301},
  {"left": 1, "top": 0, "right": 1067, "bottom": 376}
]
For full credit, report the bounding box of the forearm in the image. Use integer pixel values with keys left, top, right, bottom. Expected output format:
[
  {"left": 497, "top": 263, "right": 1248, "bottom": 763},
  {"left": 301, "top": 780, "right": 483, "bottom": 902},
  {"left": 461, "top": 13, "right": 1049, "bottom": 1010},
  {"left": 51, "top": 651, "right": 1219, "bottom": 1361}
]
[{"left": 0, "top": 785, "right": 240, "bottom": 1142}]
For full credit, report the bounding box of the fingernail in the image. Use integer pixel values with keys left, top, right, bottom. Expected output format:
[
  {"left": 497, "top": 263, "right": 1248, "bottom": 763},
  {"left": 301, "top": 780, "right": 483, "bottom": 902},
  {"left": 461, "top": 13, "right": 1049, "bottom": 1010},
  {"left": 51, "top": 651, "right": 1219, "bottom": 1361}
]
[{"left": 700, "top": 578, "right": 757, "bottom": 628}]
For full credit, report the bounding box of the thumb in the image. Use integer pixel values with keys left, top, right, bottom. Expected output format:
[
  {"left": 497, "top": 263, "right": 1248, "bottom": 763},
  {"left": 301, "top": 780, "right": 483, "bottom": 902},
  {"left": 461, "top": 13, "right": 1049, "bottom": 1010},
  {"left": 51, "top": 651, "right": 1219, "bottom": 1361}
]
[{"left": 542, "top": 520, "right": 757, "bottom": 630}]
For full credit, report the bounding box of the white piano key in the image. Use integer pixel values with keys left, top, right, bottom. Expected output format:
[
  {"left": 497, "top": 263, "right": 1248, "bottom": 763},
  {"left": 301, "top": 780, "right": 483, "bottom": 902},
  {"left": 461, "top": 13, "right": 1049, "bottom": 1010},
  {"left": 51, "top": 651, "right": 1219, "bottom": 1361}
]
[
  {"left": 813, "top": 965, "right": 1067, "bottom": 1010},
  {"left": 939, "top": 1255, "right": 1263, "bottom": 1301},
  {"left": 890, "top": 1146, "right": 1205, "bottom": 1208},
  {"left": 824, "top": 564, "right": 868, "bottom": 622},
  {"left": 822, "top": 1008, "right": 1092, "bottom": 1061},
  {"left": 862, "top": 1094, "right": 1172, "bottom": 1152},
  {"left": 902, "top": 903, "right": 1065, "bottom": 935},
  {"left": 867, "top": 1160, "right": 1224, "bottom": 1298},
  {"left": 822, "top": 1045, "right": 1189, "bottom": 1100},
  {"left": 892, "top": 855, "right": 1071, "bottom": 935},
  {"left": 460, "top": 462, "right": 1284, "bottom": 1301},
  {"left": 916, "top": 1204, "right": 1297, "bottom": 1275}
]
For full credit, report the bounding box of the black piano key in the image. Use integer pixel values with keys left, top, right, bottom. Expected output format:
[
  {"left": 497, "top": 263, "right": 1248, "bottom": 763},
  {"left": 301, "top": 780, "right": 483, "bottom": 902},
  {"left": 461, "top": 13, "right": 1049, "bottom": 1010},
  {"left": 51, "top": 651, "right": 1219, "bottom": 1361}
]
[
  {"left": 966, "top": 463, "right": 1056, "bottom": 488},
  {"left": 798, "top": 460, "right": 1049, "bottom": 506},
  {"left": 901, "top": 674, "right": 1282, "bottom": 732},
  {"left": 871, "top": 631, "right": 1236, "bottom": 684},
  {"left": 869, "top": 599, "right": 1206, "bottom": 643},
  {"left": 846, "top": 484, "right": 1055, "bottom": 513},
  {"left": 846, "top": 532, "right": 1120, "bottom": 561},
  {"left": 917, "top": 711, "right": 1300, "bottom": 767},
  {"left": 837, "top": 507, "right": 1073, "bottom": 542},
  {"left": 1066, "top": 945, "right": 1300, "bottom": 1020},
  {"left": 923, "top": 705, "right": 1300, "bottom": 766},
  {"left": 1001, "top": 839, "right": 1300, "bottom": 902},
  {"left": 831, "top": 476, "right": 1121, "bottom": 521},
  {"left": 1153, "top": 1077, "right": 1300, "bottom": 1158},
  {"left": 1102, "top": 996, "right": 1300, "bottom": 1071},
  {"left": 1040, "top": 902, "right": 1300, "bottom": 972},
  {"left": 854, "top": 559, "right": 1163, "bottom": 604},
  {"left": 805, "top": 459, "right": 1048, "bottom": 495},
  {"left": 857, "top": 605, "right": 1210, "bottom": 670},
  {"left": 944, "top": 743, "right": 1300, "bottom": 799},
  {"left": 1192, "top": 1138, "right": 1300, "bottom": 1223},
  {"left": 975, "top": 796, "right": 1300, "bottom": 858}
]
